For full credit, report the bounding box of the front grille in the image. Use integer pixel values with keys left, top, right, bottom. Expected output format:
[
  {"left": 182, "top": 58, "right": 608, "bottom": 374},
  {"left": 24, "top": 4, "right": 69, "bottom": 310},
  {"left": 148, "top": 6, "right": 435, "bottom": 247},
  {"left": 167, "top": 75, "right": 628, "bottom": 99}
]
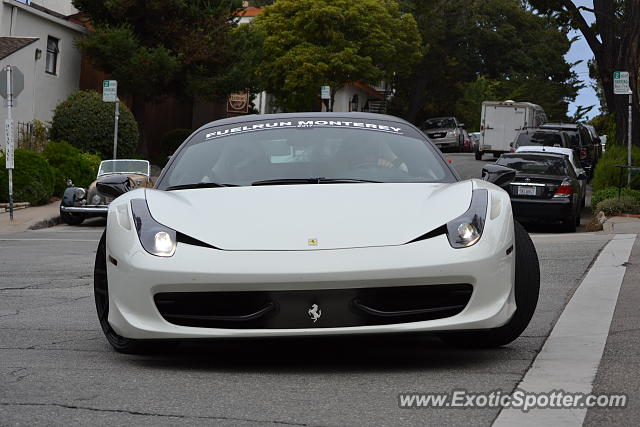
[
  {"left": 428, "top": 132, "right": 447, "bottom": 139},
  {"left": 154, "top": 284, "right": 473, "bottom": 329}
]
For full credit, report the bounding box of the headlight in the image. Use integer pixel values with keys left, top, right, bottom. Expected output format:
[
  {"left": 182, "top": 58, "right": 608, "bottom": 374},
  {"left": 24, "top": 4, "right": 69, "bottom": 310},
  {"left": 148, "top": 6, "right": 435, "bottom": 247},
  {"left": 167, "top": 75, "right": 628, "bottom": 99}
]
[
  {"left": 130, "top": 199, "right": 176, "bottom": 257},
  {"left": 74, "top": 188, "right": 86, "bottom": 200},
  {"left": 446, "top": 189, "right": 488, "bottom": 248},
  {"left": 91, "top": 194, "right": 104, "bottom": 205}
]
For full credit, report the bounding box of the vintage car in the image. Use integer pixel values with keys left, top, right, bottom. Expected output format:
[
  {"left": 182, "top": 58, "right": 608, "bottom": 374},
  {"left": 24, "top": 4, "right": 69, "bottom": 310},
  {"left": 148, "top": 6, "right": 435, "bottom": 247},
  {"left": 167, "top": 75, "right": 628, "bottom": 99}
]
[{"left": 60, "top": 159, "right": 154, "bottom": 225}]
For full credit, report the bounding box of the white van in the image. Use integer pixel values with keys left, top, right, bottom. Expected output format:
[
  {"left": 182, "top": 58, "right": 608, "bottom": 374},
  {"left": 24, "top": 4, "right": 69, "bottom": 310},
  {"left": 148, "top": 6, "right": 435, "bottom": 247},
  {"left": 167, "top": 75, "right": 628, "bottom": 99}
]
[{"left": 477, "top": 101, "right": 547, "bottom": 160}]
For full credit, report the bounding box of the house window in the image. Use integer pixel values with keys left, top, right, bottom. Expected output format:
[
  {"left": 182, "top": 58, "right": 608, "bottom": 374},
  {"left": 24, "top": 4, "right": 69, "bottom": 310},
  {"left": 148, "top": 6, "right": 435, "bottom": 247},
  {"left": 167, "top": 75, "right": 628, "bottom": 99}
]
[{"left": 45, "top": 37, "right": 59, "bottom": 75}]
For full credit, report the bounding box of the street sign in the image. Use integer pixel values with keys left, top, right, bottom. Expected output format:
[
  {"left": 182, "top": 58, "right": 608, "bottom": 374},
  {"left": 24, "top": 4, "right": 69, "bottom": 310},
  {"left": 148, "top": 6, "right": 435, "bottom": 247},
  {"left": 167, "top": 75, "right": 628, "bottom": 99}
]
[
  {"left": 227, "top": 90, "right": 250, "bottom": 114},
  {"left": 102, "top": 80, "right": 118, "bottom": 102},
  {"left": 4, "top": 119, "right": 14, "bottom": 169},
  {"left": 0, "top": 66, "right": 24, "bottom": 99},
  {"left": 614, "top": 71, "right": 632, "bottom": 95},
  {"left": 321, "top": 86, "right": 330, "bottom": 100}
]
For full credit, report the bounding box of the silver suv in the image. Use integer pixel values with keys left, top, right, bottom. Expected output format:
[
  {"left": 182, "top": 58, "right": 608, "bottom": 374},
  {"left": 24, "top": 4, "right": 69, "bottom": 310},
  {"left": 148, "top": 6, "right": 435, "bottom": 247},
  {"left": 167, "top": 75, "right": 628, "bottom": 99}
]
[{"left": 421, "top": 117, "right": 464, "bottom": 152}]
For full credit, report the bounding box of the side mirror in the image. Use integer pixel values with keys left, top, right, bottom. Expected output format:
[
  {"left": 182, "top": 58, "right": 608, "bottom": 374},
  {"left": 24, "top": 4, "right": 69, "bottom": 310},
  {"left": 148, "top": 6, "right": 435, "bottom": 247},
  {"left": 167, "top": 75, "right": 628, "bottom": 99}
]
[
  {"left": 97, "top": 175, "right": 134, "bottom": 199},
  {"left": 482, "top": 164, "right": 517, "bottom": 188},
  {"left": 578, "top": 172, "right": 587, "bottom": 181},
  {"left": 459, "top": 123, "right": 465, "bottom": 128}
]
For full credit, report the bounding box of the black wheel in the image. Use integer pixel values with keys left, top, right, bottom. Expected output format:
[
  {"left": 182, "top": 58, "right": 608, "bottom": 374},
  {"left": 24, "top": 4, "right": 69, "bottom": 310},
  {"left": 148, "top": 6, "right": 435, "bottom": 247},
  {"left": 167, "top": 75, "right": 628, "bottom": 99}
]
[
  {"left": 562, "top": 213, "right": 577, "bottom": 232},
  {"left": 475, "top": 151, "right": 483, "bottom": 161},
  {"left": 61, "top": 211, "right": 85, "bottom": 225},
  {"left": 575, "top": 210, "right": 581, "bottom": 226},
  {"left": 94, "top": 231, "right": 166, "bottom": 354},
  {"left": 492, "top": 152, "right": 500, "bottom": 159},
  {"left": 438, "top": 221, "right": 540, "bottom": 348}
]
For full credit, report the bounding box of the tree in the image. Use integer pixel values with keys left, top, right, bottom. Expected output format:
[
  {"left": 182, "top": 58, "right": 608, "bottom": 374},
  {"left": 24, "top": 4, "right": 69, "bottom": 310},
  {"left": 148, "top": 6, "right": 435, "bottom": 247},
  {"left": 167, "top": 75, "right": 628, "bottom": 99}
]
[
  {"left": 72, "top": 0, "right": 245, "bottom": 155},
  {"left": 528, "top": 0, "right": 640, "bottom": 146},
  {"left": 250, "top": 0, "right": 422, "bottom": 111},
  {"left": 390, "top": 0, "right": 581, "bottom": 128}
]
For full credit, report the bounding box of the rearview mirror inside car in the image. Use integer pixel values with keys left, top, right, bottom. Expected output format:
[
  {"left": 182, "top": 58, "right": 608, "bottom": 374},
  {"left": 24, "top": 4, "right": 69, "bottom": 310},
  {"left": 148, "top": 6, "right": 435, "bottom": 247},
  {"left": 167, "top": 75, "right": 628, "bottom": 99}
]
[
  {"left": 96, "top": 175, "right": 134, "bottom": 199},
  {"left": 482, "top": 164, "right": 517, "bottom": 188}
]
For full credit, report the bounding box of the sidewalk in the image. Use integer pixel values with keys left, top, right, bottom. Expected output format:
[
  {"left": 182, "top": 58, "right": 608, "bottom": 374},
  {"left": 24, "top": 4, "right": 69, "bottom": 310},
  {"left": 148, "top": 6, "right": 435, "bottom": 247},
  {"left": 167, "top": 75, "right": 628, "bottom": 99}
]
[
  {"left": 0, "top": 201, "right": 61, "bottom": 234},
  {"left": 603, "top": 216, "right": 640, "bottom": 234}
]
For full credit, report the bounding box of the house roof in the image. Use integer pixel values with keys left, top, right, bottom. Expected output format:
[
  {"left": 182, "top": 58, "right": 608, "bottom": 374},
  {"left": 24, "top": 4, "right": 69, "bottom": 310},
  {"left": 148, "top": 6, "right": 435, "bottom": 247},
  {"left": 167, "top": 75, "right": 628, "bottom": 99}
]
[
  {"left": 236, "top": 7, "right": 263, "bottom": 17},
  {"left": 0, "top": 37, "right": 38, "bottom": 60}
]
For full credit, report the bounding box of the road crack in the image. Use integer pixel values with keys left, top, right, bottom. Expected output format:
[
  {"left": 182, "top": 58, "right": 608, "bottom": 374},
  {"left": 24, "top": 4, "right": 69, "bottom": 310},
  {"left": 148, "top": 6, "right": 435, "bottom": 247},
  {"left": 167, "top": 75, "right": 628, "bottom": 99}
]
[{"left": 0, "top": 402, "right": 317, "bottom": 426}]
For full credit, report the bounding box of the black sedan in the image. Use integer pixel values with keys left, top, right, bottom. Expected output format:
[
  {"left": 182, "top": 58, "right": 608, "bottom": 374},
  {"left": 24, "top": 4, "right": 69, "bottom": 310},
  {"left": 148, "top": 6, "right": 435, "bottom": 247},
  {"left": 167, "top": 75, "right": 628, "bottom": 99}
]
[{"left": 489, "top": 152, "right": 586, "bottom": 232}]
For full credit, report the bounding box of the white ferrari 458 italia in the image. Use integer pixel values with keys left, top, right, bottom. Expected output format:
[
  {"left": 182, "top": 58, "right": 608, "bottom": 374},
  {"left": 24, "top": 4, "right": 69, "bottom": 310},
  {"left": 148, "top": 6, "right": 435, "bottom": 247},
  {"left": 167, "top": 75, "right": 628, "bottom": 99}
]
[{"left": 94, "top": 113, "right": 539, "bottom": 353}]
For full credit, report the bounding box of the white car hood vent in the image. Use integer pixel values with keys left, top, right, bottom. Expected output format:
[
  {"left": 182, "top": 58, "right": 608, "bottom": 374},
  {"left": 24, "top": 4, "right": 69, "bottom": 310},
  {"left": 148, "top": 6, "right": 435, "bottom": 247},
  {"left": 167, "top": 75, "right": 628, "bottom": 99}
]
[{"left": 145, "top": 182, "right": 472, "bottom": 251}]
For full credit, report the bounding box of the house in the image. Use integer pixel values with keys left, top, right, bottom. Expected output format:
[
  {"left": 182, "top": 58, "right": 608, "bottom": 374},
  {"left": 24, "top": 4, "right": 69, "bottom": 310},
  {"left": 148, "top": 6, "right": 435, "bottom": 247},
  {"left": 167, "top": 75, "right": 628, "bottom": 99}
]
[{"left": 1, "top": 0, "right": 85, "bottom": 148}]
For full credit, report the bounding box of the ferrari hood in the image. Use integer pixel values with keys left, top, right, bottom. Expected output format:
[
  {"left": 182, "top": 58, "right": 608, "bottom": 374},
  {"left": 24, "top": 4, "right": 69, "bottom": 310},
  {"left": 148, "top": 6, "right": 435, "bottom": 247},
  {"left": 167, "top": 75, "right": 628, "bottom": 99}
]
[{"left": 145, "top": 182, "right": 473, "bottom": 251}]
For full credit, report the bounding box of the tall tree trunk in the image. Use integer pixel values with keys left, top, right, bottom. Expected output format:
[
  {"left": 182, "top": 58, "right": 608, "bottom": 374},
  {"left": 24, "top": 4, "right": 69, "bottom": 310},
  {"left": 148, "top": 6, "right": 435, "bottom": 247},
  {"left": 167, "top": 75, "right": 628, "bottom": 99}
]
[{"left": 132, "top": 95, "right": 148, "bottom": 158}]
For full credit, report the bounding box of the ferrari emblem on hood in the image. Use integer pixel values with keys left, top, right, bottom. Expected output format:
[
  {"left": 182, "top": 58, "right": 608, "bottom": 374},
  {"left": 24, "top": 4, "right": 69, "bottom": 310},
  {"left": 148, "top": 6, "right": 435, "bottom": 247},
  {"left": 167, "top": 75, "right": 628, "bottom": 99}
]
[
  {"left": 308, "top": 238, "right": 318, "bottom": 246},
  {"left": 308, "top": 304, "right": 322, "bottom": 323}
]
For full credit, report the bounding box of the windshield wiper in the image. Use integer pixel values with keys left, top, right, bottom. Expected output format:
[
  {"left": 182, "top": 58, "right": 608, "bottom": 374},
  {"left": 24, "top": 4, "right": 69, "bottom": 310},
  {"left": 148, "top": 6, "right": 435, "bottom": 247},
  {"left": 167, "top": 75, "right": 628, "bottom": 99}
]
[
  {"left": 251, "top": 178, "right": 381, "bottom": 186},
  {"left": 166, "top": 182, "right": 238, "bottom": 191}
]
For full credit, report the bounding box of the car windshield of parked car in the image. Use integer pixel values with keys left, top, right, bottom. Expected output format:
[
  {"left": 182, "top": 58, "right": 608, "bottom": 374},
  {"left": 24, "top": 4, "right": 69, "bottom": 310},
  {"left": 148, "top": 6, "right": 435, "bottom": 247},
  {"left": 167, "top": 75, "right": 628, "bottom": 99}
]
[
  {"left": 157, "top": 119, "right": 456, "bottom": 188},
  {"left": 99, "top": 160, "right": 149, "bottom": 176},
  {"left": 497, "top": 155, "right": 568, "bottom": 176},
  {"left": 516, "top": 131, "right": 563, "bottom": 147},
  {"left": 423, "top": 118, "right": 456, "bottom": 129}
]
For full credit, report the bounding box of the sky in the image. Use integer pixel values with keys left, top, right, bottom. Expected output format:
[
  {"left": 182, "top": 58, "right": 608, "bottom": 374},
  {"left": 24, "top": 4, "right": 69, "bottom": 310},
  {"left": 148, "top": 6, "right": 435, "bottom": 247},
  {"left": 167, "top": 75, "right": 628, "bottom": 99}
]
[{"left": 564, "top": 0, "right": 598, "bottom": 120}]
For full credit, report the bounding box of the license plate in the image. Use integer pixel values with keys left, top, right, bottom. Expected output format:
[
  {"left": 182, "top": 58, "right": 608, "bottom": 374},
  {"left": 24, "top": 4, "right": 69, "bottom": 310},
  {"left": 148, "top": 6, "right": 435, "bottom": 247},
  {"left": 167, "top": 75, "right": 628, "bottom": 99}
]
[
  {"left": 517, "top": 186, "right": 537, "bottom": 196},
  {"left": 483, "top": 144, "right": 492, "bottom": 150}
]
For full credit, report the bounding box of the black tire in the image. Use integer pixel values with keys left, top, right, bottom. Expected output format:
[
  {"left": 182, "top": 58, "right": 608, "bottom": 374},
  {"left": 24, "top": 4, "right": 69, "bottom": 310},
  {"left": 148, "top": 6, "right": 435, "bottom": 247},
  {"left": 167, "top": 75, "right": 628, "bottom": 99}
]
[
  {"left": 94, "top": 231, "right": 169, "bottom": 354},
  {"left": 575, "top": 210, "right": 581, "bottom": 226},
  {"left": 562, "top": 213, "right": 577, "bottom": 232},
  {"left": 493, "top": 152, "right": 500, "bottom": 159},
  {"left": 475, "top": 151, "right": 483, "bottom": 161},
  {"left": 438, "top": 221, "right": 540, "bottom": 348},
  {"left": 61, "top": 211, "right": 85, "bottom": 225}
]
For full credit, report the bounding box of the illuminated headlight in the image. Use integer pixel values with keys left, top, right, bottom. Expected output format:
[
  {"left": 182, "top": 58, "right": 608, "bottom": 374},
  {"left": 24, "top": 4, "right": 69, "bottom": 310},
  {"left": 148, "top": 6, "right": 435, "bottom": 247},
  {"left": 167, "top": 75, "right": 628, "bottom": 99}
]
[
  {"left": 446, "top": 189, "right": 488, "bottom": 248},
  {"left": 74, "top": 188, "right": 86, "bottom": 200},
  {"left": 130, "top": 199, "right": 176, "bottom": 257}
]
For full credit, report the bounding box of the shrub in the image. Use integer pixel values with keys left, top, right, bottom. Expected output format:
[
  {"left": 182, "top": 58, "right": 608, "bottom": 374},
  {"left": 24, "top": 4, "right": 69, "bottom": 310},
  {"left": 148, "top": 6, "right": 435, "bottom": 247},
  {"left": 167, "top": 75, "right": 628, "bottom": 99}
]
[
  {"left": 591, "top": 144, "right": 640, "bottom": 192},
  {"left": 50, "top": 90, "right": 139, "bottom": 159},
  {"left": 591, "top": 187, "right": 640, "bottom": 209},
  {"left": 43, "top": 141, "right": 102, "bottom": 196},
  {"left": 595, "top": 196, "right": 640, "bottom": 216},
  {"left": 0, "top": 149, "right": 54, "bottom": 205},
  {"left": 155, "top": 128, "right": 192, "bottom": 166}
]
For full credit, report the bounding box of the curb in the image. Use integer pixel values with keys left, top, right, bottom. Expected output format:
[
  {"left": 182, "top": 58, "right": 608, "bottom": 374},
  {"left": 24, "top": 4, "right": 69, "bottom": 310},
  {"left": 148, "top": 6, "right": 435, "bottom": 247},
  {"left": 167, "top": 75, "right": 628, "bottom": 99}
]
[{"left": 27, "top": 215, "right": 63, "bottom": 230}]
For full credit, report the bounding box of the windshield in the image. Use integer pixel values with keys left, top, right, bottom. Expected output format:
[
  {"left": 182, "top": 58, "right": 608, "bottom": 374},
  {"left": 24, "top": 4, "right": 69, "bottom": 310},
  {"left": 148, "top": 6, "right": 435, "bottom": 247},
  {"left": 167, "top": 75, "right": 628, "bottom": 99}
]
[
  {"left": 157, "top": 118, "right": 456, "bottom": 189},
  {"left": 497, "top": 155, "right": 568, "bottom": 176},
  {"left": 423, "top": 118, "right": 456, "bottom": 129},
  {"left": 98, "top": 160, "right": 150, "bottom": 176},
  {"left": 516, "top": 131, "right": 563, "bottom": 148}
]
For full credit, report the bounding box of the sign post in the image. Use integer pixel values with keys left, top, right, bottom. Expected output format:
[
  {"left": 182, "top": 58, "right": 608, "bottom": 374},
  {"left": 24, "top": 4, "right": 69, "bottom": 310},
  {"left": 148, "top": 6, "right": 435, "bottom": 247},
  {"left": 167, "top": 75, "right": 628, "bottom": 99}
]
[
  {"left": 103, "top": 80, "right": 119, "bottom": 159},
  {"left": 321, "top": 86, "right": 331, "bottom": 112},
  {"left": 614, "top": 71, "right": 633, "bottom": 186},
  {"left": 0, "top": 65, "right": 23, "bottom": 220}
]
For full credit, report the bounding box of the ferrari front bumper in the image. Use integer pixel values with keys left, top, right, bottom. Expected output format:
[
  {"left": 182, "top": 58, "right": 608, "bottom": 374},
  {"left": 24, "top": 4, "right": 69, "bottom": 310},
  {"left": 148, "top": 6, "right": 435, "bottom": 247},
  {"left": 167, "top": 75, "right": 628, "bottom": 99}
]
[{"left": 104, "top": 211, "right": 517, "bottom": 340}]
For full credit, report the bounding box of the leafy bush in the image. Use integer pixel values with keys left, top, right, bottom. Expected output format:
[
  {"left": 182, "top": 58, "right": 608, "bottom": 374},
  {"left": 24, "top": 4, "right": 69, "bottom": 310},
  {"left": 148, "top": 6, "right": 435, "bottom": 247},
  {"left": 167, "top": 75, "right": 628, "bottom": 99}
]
[
  {"left": 156, "top": 128, "right": 192, "bottom": 166},
  {"left": 0, "top": 149, "right": 54, "bottom": 205},
  {"left": 50, "top": 90, "right": 139, "bottom": 159},
  {"left": 43, "top": 141, "right": 102, "bottom": 196},
  {"left": 591, "top": 187, "right": 640, "bottom": 209},
  {"left": 595, "top": 196, "right": 640, "bottom": 216},
  {"left": 591, "top": 144, "right": 640, "bottom": 192}
]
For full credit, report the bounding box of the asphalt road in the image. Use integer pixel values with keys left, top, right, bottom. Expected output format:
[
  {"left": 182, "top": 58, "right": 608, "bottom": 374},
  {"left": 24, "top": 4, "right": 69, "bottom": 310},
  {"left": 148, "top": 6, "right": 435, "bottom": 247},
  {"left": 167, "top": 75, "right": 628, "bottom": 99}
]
[{"left": 0, "top": 216, "right": 614, "bottom": 425}]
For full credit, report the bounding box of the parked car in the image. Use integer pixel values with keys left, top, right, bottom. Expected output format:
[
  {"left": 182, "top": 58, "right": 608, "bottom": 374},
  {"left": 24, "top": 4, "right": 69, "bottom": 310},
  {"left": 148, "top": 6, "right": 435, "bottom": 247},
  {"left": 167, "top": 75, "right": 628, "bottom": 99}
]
[
  {"left": 60, "top": 159, "right": 155, "bottom": 225},
  {"left": 93, "top": 112, "right": 540, "bottom": 353},
  {"left": 584, "top": 124, "right": 603, "bottom": 160},
  {"left": 492, "top": 152, "right": 586, "bottom": 232},
  {"left": 540, "top": 123, "right": 597, "bottom": 177},
  {"left": 461, "top": 129, "right": 472, "bottom": 152},
  {"left": 513, "top": 128, "right": 571, "bottom": 151},
  {"left": 515, "top": 145, "right": 586, "bottom": 208},
  {"left": 469, "top": 132, "right": 481, "bottom": 153},
  {"left": 421, "top": 116, "right": 465, "bottom": 152},
  {"left": 477, "top": 101, "right": 547, "bottom": 160}
]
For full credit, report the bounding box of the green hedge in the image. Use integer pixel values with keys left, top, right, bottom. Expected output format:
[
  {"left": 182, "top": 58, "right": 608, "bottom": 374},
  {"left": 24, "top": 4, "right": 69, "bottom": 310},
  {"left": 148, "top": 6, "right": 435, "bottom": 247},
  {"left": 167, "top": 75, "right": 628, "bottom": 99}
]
[
  {"left": 43, "top": 141, "right": 102, "bottom": 196},
  {"left": 595, "top": 196, "right": 640, "bottom": 216},
  {"left": 591, "top": 187, "right": 640, "bottom": 210},
  {"left": 0, "top": 149, "right": 54, "bottom": 205},
  {"left": 50, "top": 90, "right": 139, "bottom": 159},
  {"left": 591, "top": 144, "right": 640, "bottom": 192}
]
